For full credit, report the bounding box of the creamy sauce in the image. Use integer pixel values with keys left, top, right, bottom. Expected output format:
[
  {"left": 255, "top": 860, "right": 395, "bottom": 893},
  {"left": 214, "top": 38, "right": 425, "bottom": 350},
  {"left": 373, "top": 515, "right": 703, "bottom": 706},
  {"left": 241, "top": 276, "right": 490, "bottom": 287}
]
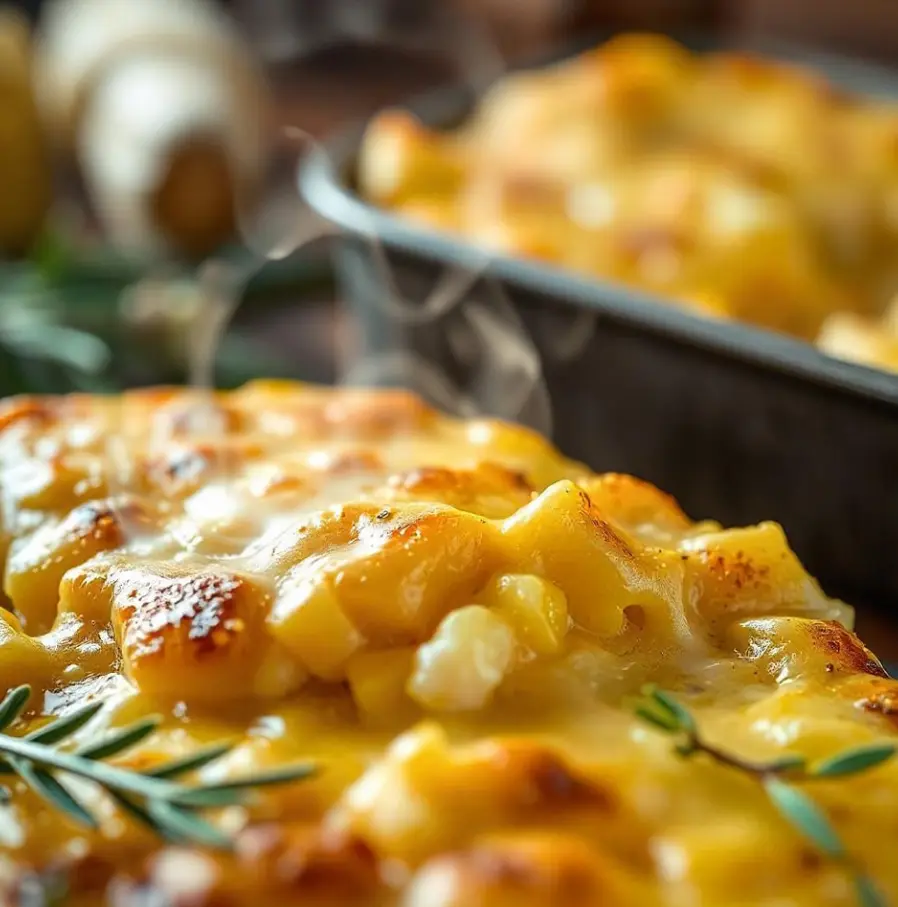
[{"left": 0, "top": 382, "right": 894, "bottom": 907}]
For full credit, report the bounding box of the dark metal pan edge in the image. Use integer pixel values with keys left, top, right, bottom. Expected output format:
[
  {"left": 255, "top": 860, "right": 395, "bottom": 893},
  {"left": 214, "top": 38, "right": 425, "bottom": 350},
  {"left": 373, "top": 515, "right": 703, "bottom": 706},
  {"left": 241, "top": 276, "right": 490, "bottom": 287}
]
[
  {"left": 300, "top": 142, "right": 898, "bottom": 413},
  {"left": 297, "top": 32, "right": 898, "bottom": 412}
]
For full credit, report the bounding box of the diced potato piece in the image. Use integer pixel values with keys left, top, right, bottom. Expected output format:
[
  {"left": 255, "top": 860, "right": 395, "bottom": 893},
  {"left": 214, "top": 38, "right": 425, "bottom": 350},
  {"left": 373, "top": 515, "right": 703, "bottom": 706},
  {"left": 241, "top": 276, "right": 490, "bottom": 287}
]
[
  {"left": 3, "top": 454, "right": 106, "bottom": 513},
  {"left": 346, "top": 647, "right": 417, "bottom": 721},
  {"left": 269, "top": 575, "right": 364, "bottom": 681},
  {"left": 110, "top": 561, "right": 305, "bottom": 701},
  {"left": 463, "top": 422, "right": 585, "bottom": 490},
  {"left": 480, "top": 573, "right": 569, "bottom": 656},
  {"left": 268, "top": 504, "right": 503, "bottom": 652},
  {"left": 358, "top": 110, "right": 464, "bottom": 206},
  {"left": 679, "top": 523, "right": 850, "bottom": 627},
  {"left": 58, "top": 559, "right": 115, "bottom": 624},
  {"left": 502, "top": 481, "right": 674, "bottom": 638},
  {"left": 5, "top": 498, "right": 156, "bottom": 633},
  {"left": 247, "top": 504, "right": 376, "bottom": 577},
  {"left": 403, "top": 832, "right": 639, "bottom": 907},
  {"left": 652, "top": 820, "right": 813, "bottom": 903},
  {"left": 331, "top": 723, "right": 614, "bottom": 866},
  {"left": 727, "top": 616, "right": 884, "bottom": 683},
  {"left": 328, "top": 723, "right": 455, "bottom": 863},
  {"left": 408, "top": 606, "right": 516, "bottom": 712},
  {"left": 818, "top": 311, "right": 898, "bottom": 374},
  {"left": 377, "top": 463, "right": 534, "bottom": 520},
  {"left": 0, "top": 609, "right": 55, "bottom": 700},
  {"left": 576, "top": 474, "right": 694, "bottom": 544}
]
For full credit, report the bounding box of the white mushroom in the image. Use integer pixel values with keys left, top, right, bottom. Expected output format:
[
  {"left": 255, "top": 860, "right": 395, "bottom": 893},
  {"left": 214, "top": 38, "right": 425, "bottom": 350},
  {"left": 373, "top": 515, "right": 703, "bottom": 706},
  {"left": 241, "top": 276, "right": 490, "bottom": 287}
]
[{"left": 35, "top": 0, "right": 271, "bottom": 258}]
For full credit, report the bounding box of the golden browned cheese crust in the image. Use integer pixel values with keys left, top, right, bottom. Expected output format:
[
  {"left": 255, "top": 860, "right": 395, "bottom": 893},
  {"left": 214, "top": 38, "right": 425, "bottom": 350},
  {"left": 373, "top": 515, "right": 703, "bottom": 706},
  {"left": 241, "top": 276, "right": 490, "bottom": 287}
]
[
  {"left": 358, "top": 34, "right": 898, "bottom": 371},
  {"left": 0, "top": 381, "right": 896, "bottom": 906}
]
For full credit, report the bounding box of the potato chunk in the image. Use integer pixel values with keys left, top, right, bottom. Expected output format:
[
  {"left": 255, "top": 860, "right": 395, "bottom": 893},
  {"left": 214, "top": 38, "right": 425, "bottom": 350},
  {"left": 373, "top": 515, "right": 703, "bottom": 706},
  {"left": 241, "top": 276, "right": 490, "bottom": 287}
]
[
  {"left": 110, "top": 561, "right": 305, "bottom": 701},
  {"left": 5, "top": 497, "right": 157, "bottom": 633},
  {"left": 403, "top": 832, "right": 641, "bottom": 907},
  {"left": 358, "top": 110, "right": 464, "bottom": 206},
  {"left": 728, "top": 616, "right": 885, "bottom": 683},
  {"left": 480, "top": 573, "right": 569, "bottom": 657},
  {"left": 679, "top": 523, "right": 852, "bottom": 628},
  {"left": 268, "top": 505, "right": 504, "bottom": 673},
  {"left": 0, "top": 609, "right": 55, "bottom": 700},
  {"left": 346, "top": 647, "right": 417, "bottom": 722},
  {"left": 502, "top": 481, "right": 682, "bottom": 639}
]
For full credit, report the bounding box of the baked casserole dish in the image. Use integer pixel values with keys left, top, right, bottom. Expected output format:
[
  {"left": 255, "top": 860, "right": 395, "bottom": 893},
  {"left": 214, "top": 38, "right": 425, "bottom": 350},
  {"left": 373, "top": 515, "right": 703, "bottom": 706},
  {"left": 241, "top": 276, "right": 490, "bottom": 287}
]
[
  {"left": 0, "top": 381, "right": 896, "bottom": 906},
  {"left": 358, "top": 34, "right": 898, "bottom": 374}
]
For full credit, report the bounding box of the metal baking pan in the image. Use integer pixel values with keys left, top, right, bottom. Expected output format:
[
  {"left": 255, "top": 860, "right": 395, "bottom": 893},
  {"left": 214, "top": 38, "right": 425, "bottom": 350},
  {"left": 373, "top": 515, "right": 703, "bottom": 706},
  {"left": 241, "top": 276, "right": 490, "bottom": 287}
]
[{"left": 298, "top": 34, "right": 898, "bottom": 610}]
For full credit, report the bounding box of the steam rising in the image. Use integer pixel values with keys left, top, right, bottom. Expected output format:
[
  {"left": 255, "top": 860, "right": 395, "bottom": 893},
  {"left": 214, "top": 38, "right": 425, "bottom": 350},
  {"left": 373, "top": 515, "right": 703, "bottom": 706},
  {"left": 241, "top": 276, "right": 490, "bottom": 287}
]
[{"left": 102, "top": 10, "right": 574, "bottom": 547}]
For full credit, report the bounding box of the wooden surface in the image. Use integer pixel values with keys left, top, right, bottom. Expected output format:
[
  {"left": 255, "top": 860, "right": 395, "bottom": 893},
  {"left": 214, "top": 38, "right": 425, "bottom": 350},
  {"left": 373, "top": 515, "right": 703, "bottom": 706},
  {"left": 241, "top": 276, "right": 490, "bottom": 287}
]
[
  {"left": 269, "top": 45, "right": 450, "bottom": 140},
  {"left": 729, "top": 0, "right": 898, "bottom": 63}
]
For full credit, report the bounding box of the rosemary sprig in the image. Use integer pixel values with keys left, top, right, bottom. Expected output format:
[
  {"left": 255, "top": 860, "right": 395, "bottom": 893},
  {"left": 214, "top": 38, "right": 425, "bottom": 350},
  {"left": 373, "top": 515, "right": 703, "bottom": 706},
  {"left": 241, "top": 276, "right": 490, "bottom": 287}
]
[
  {"left": 0, "top": 685, "right": 317, "bottom": 848},
  {"left": 635, "top": 685, "right": 896, "bottom": 907}
]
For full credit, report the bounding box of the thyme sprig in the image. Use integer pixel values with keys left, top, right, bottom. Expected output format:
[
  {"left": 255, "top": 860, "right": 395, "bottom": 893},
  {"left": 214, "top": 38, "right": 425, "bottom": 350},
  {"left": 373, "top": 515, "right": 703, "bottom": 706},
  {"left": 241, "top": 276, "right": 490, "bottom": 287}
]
[
  {"left": 0, "top": 685, "right": 316, "bottom": 849},
  {"left": 636, "top": 685, "right": 896, "bottom": 907}
]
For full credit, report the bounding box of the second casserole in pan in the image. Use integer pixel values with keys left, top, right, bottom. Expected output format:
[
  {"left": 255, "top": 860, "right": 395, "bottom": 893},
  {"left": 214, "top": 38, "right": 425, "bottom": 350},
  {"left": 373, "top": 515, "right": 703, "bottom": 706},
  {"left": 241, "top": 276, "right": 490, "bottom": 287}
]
[{"left": 358, "top": 34, "right": 898, "bottom": 373}]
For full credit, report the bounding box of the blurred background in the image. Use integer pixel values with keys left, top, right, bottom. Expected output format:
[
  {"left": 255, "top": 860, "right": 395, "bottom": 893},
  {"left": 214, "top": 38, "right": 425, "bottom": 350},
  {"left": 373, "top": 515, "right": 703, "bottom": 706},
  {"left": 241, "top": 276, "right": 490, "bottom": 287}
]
[
  {"left": 0, "top": 0, "right": 896, "bottom": 397},
  {"left": 1, "top": 0, "right": 897, "bottom": 652}
]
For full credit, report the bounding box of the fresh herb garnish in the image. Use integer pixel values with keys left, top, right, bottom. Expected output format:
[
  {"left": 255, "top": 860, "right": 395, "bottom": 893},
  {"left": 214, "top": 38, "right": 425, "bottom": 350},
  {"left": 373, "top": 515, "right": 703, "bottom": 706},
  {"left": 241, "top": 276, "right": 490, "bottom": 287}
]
[
  {"left": 635, "top": 685, "right": 895, "bottom": 907},
  {"left": 0, "top": 685, "right": 316, "bottom": 849}
]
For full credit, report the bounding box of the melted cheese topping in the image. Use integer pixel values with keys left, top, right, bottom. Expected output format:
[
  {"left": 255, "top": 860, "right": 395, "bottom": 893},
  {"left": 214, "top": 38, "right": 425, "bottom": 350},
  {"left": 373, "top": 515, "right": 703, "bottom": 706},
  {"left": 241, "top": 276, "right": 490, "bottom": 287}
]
[
  {"left": 358, "top": 34, "right": 898, "bottom": 369},
  {"left": 0, "top": 381, "right": 895, "bottom": 907}
]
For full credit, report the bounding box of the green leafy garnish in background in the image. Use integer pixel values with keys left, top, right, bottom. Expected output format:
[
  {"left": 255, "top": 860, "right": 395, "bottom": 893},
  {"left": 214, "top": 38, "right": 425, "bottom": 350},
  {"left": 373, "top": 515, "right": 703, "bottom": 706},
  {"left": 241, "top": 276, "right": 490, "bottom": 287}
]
[
  {"left": 0, "top": 227, "right": 336, "bottom": 396},
  {"left": 636, "top": 685, "right": 895, "bottom": 907},
  {"left": 0, "top": 684, "right": 316, "bottom": 848}
]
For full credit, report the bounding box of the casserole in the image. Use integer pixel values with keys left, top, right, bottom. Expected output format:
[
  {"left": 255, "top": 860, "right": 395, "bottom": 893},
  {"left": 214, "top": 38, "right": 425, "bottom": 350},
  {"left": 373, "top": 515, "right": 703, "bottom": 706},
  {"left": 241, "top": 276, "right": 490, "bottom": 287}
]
[
  {"left": 0, "top": 382, "right": 896, "bottom": 905},
  {"left": 298, "top": 35, "right": 898, "bottom": 609},
  {"left": 357, "top": 34, "right": 898, "bottom": 372}
]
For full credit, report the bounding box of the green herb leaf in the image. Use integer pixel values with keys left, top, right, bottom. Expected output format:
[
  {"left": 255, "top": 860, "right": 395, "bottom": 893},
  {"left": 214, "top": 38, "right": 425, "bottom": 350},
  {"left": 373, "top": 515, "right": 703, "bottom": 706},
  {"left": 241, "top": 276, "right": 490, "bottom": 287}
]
[
  {"left": 0, "top": 686, "right": 31, "bottom": 732},
  {"left": 635, "top": 705, "right": 681, "bottom": 732},
  {"left": 637, "top": 688, "right": 888, "bottom": 903},
  {"left": 854, "top": 873, "right": 888, "bottom": 907},
  {"left": 10, "top": 757, "right": 97, "bottom": 830},
  {"left": 762, "top": 777, "right": 843, "bottom": 859},
  {"left": 144, "top": 742, "right": 235, "bottom": 779},
  {"left": 811, "top": 744, "right": 897, "bottom": 780},
  {"left": 765, "top": 754, "right": 808, "bottom": 774},
  {"left": 145, "top": 799, "right": 232, "bottom": 850},
  {"left": 169, "top": 762, "right": 318, "bottom": 808},
  {"left": 26, "top": 702, "right": 105, "bottom": 746},
  {"left": 0, "top": 713, "right": 315, "bottom": 847},
  {"left": 163, "top": 785, "right": 249, "bottom": 809},
  {"left": 229, "top": 763, "right": 318, "bottom": 788},
  {"left": 675, "top": 740, "right": 698, "bottom": 757},
  {"left": 107, "top": 790, "right": 181, "bottom": 843},
  {"left": 648, "top": 688, "right": 696, "bottom": 734},
  {"left": 31, "top": 229, "right": 72, "bottom": 285},
  {"left": 76, "top": 718, "right": 160, "bottom": 761}
]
